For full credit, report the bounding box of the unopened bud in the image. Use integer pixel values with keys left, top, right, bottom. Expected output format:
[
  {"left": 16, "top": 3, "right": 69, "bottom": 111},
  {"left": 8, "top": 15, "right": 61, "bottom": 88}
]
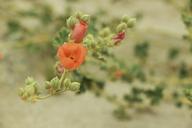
[
  {"left": 116, "top": 23, "right": 127, "bottom": 33},
  {"left": 69, "top": 82, "right": 80, "bottom": 92},
  {"left": 25, "top": 84, "right": 37, "bottom": 95},
  {"left": 99, "top": 28, "right": 111, "bottom": 37},
  {"left": 127, "top": 18, "right": 136, "bottom": 28},
  {"left": 25, "top": 77, "right": 36, "bottom": 85},
  {"left": 50, "top": 77, "right": 60, "bottom": 89},
  {"left": 84, "top": 34, "right": 95, "bottom": 48},
  {"left": 66, "top": 16, "right": 77, "bottom": 29},
  {"left": 64, "top": 78, "right": 71, "bottom": 89},
  {"left": 81, "top": 15, "right": 90, "bottom": 23},
  {"left": 75, "top": 12, "right": 83, "bottom": 19},
  {"left": 122, "top": 15, "right": 129, "bottom": 24}
]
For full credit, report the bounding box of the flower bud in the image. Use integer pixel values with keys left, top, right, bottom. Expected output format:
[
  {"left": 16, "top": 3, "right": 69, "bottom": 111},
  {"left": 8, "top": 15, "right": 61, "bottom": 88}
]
[
  {"left": 66, "top": 16, "right": 78, "bottom": 29},
  {"left": 84, "top": 34, "right": 95, "bottom": 48},
  {"left": 19, "top": 77, "right": 39, "bottom": 102},
  {"left": 99, "top": 28, "right": 111, "bottom": 37},
  {"left": 69, "top": 82, "right": 80, "bottom": 92},
  {"left": 25, "top": 84, "right": 37, "bottom": 95},
  {"left": 19, "top": 80, "right": 38, "bottom": 101},
  {"left": 184, "top": 88, "right": 192, "bottom": 101},
  {"left": 50, "top": 77, "right": 60, "bottom": 89},
  {"left": 55, "top": 62, "right": 64, "bottom": 74},
  {"left": 122, "top": 15, "right": 129, "bottom": 24},
  {"left": 75, "top": 12, "right": 83, "bottom": 19},
  {"left": 81, "top": 15, "right": 90, "bottom": 23},
  {"left": 25, "top": 77, "right": 36, "bottom": 85},
  {"left": 127, "top": 18, "right": 136, "bottom": 28},
  {"left": 23, "top": 77, "right": 38, "bottom": 95},
  {"left": 116, "top": 23, "right": 127, "bottom": 33},
  {"left": 64, "top": 78, "right": 71, "bottom": 89},
  {"left": 71, "top": 22, "right": 88, "bottom": 43}
]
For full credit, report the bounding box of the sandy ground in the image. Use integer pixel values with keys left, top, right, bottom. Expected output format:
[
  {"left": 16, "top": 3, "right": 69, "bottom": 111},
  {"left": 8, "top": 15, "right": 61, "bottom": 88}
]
[{"left": 0, "top": 0, "right": 192, "bottom": 128}]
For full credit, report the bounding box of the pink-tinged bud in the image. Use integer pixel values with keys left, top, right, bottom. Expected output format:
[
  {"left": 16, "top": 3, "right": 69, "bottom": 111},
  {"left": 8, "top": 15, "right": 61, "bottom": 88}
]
[
  {"left": 71, "top": 21, "right": 88, "bottom": 43},
  {"left": 113, "top": 32, "right": 126, "bottom": 45},
  {"left": 56, "top": 63, "right": 65, "bottom": 74}
]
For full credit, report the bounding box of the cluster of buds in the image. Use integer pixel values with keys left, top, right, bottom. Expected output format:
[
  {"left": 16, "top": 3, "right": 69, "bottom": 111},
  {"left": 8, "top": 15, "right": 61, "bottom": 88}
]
[
  {"left": 92, "top": 15, "right": 136, "bottom": 48},
  {"left": 83, "top": 15, "right": 136, "bottom": 62},
  {"left": 67, "top": 12, "right": 90, "bottom": 43},
  {"left": 19, "top": 71, "right": 80, "bottom": 102},
  {"left": 18, "top": 77, "right": 39, "bottom": 102},
  {"left": 113, "top": 16, "right": 136, "bottom": 45},
  {"left": 45, "top": 71, "right": 80, "bottom": 95}
]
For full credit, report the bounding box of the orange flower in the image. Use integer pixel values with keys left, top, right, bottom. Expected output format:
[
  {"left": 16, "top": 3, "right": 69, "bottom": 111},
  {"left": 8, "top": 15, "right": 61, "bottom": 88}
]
[
  {"left": 71, "top": 21, "right": 88, "bottom": 43},
  {"left": 57, "top": 43, "right": 87, "bottom": 70},
  {"left": 114, "top": 70, "right": 124, "bottom": 79}
]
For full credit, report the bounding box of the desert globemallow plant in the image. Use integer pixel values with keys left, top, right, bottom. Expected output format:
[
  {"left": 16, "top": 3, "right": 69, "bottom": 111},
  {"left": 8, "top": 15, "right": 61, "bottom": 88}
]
[
  {"left": 18, "top": 12, "right": 135, "bottom": 102},
  {"left": 18, "top": 11, "right": 192, "bottom": 119}
]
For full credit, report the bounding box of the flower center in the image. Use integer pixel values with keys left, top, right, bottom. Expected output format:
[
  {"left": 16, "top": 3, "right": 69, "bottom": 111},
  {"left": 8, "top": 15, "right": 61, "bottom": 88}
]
[
  {"left": 70, "top": 56, "right": 74, "bottom": 60},
  {"left": 69, "top": 55, "right": 77, "bottom": 63}
]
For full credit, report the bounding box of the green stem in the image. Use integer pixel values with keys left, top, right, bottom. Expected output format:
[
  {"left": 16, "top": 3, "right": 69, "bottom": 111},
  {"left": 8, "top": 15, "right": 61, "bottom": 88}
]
[
  {"left": 59, "top": 69, "right": 68, "bottom": 88},
  {"left": 37, "top": 89, "right": 68, "bottom": 100},
  {"left": 37, "top": 94, "right": 51, "bottom": 100}
]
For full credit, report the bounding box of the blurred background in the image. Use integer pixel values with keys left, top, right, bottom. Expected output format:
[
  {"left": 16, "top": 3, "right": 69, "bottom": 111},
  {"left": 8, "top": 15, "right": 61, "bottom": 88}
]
[{"left": 0, "top": 0, "right": 192, "bottom": 128}]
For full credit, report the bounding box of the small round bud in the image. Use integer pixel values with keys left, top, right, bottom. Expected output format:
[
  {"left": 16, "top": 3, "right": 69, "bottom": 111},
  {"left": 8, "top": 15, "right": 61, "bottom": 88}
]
[
  {"left": 81, "top": 15, "right": 90, "bottom": 23},
  {"left": 64, "top": 78, "right": 71, "bottom": 89},
  {"left": 99, "top": 28, "right": 111, "bottom": 37},
  {"left": 116, "top": 23, "right": 127, "bottom": 33},
  {"left": 69, "top": 82, "right": 80, "bottom": 92},
  {"left": 84, "top": 34, "right": 95, "bottom": 48},
  {"left": 184, "top": 88, "right": 192, "bottom": 101},
  {"left": 50, "top": 77, "right": 60, "bottom": 89},
  {"left": 122, "top": 15, "right": 129, "bottom": 24},
  {"left": 127, "top": 18, "right": 136, "bottom": 28},
  {"left": 25, "top": 77, "right": 36, "bottom": 85},
  {"left": 25, "top": 84, "right": 37, "bottom": 95},
  {"left": 55, "top": 62, "right": 65, "bottom": 74},
  {"left": 75, "top": 12, "right": 83, "bottom": 19},
  {"left": 66, "top": 16, "right": 77, "bottom": 29}
]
